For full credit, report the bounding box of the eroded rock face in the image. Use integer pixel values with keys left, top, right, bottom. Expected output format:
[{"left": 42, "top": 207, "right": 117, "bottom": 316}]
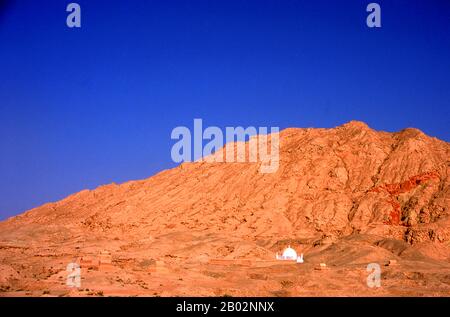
[{"left": 0, "top": 121, "right": 449, "bottom": 296}]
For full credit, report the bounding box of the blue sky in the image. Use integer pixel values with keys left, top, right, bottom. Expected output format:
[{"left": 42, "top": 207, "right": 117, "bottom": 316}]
[{"left": 0, "top": 0, "right": 449, "bottom": 219}]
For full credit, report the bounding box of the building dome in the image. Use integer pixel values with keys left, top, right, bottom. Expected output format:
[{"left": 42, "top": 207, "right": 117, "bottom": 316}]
[{"left": 281, "top": 246, "right": 297, "bottom": 260}]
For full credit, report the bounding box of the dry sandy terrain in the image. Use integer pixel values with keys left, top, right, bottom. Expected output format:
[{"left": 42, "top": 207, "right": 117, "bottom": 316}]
[{"left": 0, "top": 121, "right": 449, "bottom": 296}]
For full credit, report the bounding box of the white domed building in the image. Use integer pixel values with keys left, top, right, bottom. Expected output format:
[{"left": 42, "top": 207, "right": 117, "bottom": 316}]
[{"left": 276, "top": 245, "right": 304, "bottom": 263}]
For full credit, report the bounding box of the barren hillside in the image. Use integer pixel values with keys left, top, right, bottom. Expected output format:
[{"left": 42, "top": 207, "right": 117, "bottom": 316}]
[{"left": 1, "top": 121, "right": 449, "bottom": 296}]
